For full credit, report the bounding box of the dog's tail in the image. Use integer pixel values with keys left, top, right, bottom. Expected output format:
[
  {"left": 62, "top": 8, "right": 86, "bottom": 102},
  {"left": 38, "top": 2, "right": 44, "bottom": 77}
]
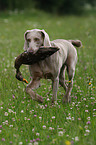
[{"left": 68, "top": 40, "right": 82, "bottom": 47}]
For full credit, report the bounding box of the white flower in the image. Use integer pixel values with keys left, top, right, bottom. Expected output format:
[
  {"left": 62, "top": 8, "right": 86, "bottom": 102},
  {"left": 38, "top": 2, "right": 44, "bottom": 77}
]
[
  {"left": 39, "top": 117, "right": 42, "bottom": 120},
  {"left": 43, "top": 125, "right": 46, "bottom": 129},
  {"left": 87, "top": 117, "right": 90, "bottom": 120},
  {"left": 19, "top": 142, "right": 23, "bottom": 145},
  {"left": 84, "top": 125, "right": 88, "bottom": 129},
  {"left": 9, "top": 125, "right": 13, "bottom": 127},
  {"left": 8, "top": 109, "right": 13, "bottom": 113},
  {"left": 58, "top": 131, "right": 63, "bottom": 136},
  {"left": 4, "top": 112, "right": 8, "bottom": 116},
  {"left": 47, "top": 98, "right": 50, "bottom": 101},
  {"left": 24, "top": 117, "right": 27, "bottom": 120},
  {"left": 83, "top": 98, "right": 86, "bottom": 101},
  {"left": 72, "top": 117, "right": 74, "bottom": 120},
  {"left": 49, "top": 127, "right": 53, "bottom": 130},
  {"left": 75, "top": 136, "right": 79, "bottom": 141},
  {"left": 85, "top": 110, "right": 88, "bottom": 112},
  {"left": 52, "top": 116, "right": 55, "bottom": 119},
  {"left": 21, "top": 110, "right": 24, "bottom": 113},
  {"left": 36, "top": 133, "right": 40, "bottom": 136},
  {"left": 32, "top": 128, "right": 35, "bottom": 132},
  {"left": 34, "top": 142, "right": 38, "bottom": 145},
  {"left": 86, "top": 129, "right": 90, "bottom": 133}
]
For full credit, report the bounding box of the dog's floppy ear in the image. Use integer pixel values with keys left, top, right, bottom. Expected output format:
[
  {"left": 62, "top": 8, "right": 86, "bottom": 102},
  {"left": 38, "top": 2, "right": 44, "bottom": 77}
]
[
  {"left": 41, "top": 30, "right": 51, "bottom": 46},
  {"left": 23, "top": 30, "right": 30, "bottom": 50}
]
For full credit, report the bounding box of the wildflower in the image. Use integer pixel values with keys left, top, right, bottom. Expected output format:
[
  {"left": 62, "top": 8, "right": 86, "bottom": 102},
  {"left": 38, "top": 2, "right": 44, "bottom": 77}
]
[
  {"left": 0, "top": 125, "right": 2, "bottom": 129},
  {"left": 78, "top": 118, "right": 81, "bottom": 120},
  {"left": 9, "top": 141, "right": 13, "bottom": 144},
  {"left": 34, "top": 115, "right": 37, "bottom": 117},
  {"left": 36, "top": 138, "right": 40, "bottom": 141},
  {"left": 85, "top": 110, "right": 88, "bottom": 112},
  {"left": 83, "top": 98, "right": 86, "bottom": 101},
  {"left": 24, "top": 117, "right": 27, "bottom": 120},
  {"left": 75, "top": 96, "right": 77, "bottom": 99},
  {"left": 71, "top": 141, "right": 74, "bottom": 144},
  {"left": 12, "top": 118, "right": 15, "bottom": 121},
  {"left": 87, "top": 117, "right": 90, "bottom": 120},
  {"left": 8, "top": 109, "right": 13, "bottom": 113},
  {"left": 2, "top": 138, "right": 5, "bottom": 141},
  {"left": 43, "top": 125, "right": 46, "bottom": 129},
  {"left": 89, "top": 82, "right": 91, "bottom": 85},
  {"left": 58, "top": 131, "right": 63, "bottom": 136},
  {"left": 87, "top": 121, "right": 91, "bottom": 124},
  {"left": 47, "top": 98, "right": 50, "bottom": 101},
  {"left": 36, "top": 133, "right": 40, "bottom": 136},
  {"left": 19, "top": 142, "right": 23, "bottom": 144},
  {"left": 39, "top": 117, "right": 42, "bottom": 120},
  {"left": 9, "top": 125, "right": 13, "bottom": 127},
  {"left": 45, "top": 104, "right": 47, "bottom": 107},
  {"left": 33, "top": 139, "right": 36, "bottom": 142},
  {"left": 0, "top": 130, "right": 2, "bottom": 133},
  {"left": 49, "top": 127, "right": 53, "bottom": 130},
  {"left": 65, "top": 140, "right": 71, "bottom": 145},
  {"left": 34, "top": 142, "right": 38, "bottom": 145},
  {"left": 85, "top": 129, "right": 90, "bottom": 133},
  {"left": 32, "top": 128, "right": 35, "bottom": 132},
  {"left": 12, "top": 95, "right": 15, "bottom": 99},
  {"left": 21, "top": 110, "right": 24, "bottom": 113},
  {"left": 4, "top": 112, "right": 8, "bottom": 116},
  {"left": 75, "top": 136, "right": 79, "bottom": 141},
  {"left": 52, "top": 116, "right": 55, "bottom": 119},
  {"left": 84, "top": 125, "right": 88, "bottom": 129}
]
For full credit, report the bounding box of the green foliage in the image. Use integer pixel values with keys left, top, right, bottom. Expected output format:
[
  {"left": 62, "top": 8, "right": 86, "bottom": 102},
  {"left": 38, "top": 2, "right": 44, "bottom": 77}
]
[
  {"left": 35, "top": 0, "right": 86, "bottom": 14},
  {"left": 0, "top": 0, "right": 96, "bottom": 14},
  {"left": 0, "top": 10, "right": 96, "bottom": 145}
]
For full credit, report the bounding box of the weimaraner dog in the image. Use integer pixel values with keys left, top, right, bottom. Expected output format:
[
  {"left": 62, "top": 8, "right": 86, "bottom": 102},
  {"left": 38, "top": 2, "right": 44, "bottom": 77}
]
[{"left": 24, "top": 29, "right": 82, "bottom": 103}]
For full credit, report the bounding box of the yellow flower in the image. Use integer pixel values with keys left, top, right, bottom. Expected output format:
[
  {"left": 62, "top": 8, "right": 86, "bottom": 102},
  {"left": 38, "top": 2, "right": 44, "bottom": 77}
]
[
  {"left": 65, "top": 140, "right": 71, "bottom": 145},
  {"left": 89, "top": 82, "right": 91, "bottom": 85}
]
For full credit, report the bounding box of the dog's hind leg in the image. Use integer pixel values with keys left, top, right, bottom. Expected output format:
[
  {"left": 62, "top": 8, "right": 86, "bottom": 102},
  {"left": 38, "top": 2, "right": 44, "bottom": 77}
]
[
  {"left": 59, "top": 65, "right": 67, "bottom": 92},
  {"left": 62, "top": 64, "right": 75, "bottom": 103}
]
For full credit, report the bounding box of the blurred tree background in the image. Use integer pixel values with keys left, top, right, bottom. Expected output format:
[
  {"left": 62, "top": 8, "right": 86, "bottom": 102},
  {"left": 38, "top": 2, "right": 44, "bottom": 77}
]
[{"left": 0, "top": 0, "right": 96, "bottom": 14}]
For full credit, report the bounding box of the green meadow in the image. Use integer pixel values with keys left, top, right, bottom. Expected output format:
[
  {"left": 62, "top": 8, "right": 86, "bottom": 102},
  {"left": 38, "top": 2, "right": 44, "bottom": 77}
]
[{"left": 0, "top": 10, "right": 96, "bottom": 145}]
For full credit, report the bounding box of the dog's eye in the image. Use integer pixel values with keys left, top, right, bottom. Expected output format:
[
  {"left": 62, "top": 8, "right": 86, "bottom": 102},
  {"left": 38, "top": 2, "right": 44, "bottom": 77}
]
[
  {"left": 27, "top": 39, "right": 31, "bottom": 42},
  {"left": 34, "top": 38, "right": 40, "bottom": 42}
]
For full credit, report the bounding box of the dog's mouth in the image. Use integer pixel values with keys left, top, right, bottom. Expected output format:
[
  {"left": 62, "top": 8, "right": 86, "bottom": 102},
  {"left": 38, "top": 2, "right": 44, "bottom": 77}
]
[{"left": 27, "top": 48, "right": 39, "bottom": 54}]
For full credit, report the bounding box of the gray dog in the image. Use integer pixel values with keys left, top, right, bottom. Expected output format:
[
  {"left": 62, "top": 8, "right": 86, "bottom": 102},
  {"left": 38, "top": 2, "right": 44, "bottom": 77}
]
[{"left": 24, "top": 29, "right": 82, "bottom": 103}]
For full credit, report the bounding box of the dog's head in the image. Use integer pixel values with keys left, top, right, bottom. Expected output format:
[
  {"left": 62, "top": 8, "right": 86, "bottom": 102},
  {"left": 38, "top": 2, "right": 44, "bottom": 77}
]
[{"left": 24, "top": 29, "right": 51, "bottom": 53}]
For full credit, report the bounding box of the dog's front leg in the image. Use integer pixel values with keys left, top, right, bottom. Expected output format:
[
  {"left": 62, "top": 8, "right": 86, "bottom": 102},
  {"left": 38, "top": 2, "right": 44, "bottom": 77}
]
[
  {"left": 26, "top": 79, "right": 43, "bottom": 103},
  {"left": 52, "top": 77, "right": 59, "bottom": 104}
]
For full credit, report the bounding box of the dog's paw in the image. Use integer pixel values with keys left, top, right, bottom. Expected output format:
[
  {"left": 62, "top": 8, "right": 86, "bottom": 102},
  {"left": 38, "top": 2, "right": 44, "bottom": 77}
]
[
  {"left": 36, "top": 95, "right": 44, "bottom": 103},
  {"left": 62, "top": 95, "right": 71, "bottom": 104}
]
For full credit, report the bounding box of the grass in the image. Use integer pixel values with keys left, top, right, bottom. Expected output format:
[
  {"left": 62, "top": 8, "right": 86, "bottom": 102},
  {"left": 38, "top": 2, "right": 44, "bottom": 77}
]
[{"left": 0, "top": 9, "right": 96, "bottom": 145}]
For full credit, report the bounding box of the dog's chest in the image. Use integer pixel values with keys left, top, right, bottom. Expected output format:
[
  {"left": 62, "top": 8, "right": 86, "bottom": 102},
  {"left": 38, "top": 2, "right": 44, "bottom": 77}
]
[{"left": 29, "top": 59, "right": 54, "bottom": 79}]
